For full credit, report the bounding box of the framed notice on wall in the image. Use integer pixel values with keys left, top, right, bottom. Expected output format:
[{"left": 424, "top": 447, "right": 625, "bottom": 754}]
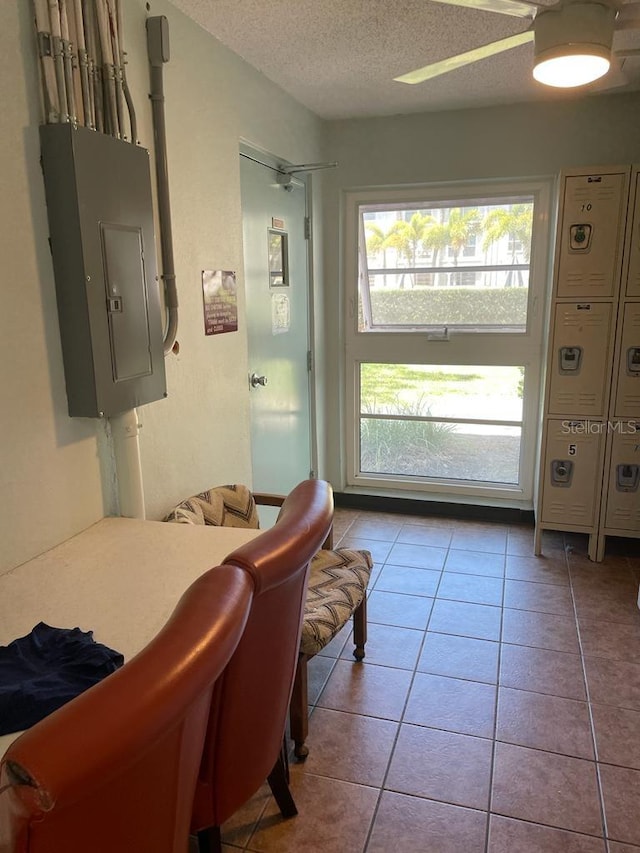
[{"left": 202, "top": 269, "right": 238, "bottom": 335}]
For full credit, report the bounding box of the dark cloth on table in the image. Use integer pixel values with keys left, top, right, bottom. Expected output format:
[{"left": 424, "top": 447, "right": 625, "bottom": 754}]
[{"left": 0, "top": 622, "right": 124, "bottom": 736}]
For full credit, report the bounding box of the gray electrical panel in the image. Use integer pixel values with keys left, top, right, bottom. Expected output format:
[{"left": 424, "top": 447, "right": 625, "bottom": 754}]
[{"left": 40, "top": 124, "right": 166, "bottom": 418}]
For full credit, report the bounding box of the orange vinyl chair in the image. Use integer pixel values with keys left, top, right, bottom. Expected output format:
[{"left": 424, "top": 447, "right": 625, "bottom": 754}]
[
  {"left": 0, "top": 565, "right": 253, "bottom": 853},
  {"left": 191, "top": 479, "right": 334, "bottom": 853},
  {"left": 166, "top": 483, "right": 373, "bottom": 759}
]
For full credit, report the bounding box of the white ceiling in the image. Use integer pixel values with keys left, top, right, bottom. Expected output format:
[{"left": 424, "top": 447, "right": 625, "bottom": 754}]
[{"left": 171, "top": 0, "right": 640, "bottom": 119}]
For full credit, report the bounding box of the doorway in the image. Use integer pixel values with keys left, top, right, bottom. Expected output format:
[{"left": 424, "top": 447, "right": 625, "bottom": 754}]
[{"left": 240, "top": 149, "right": 314, "bottom": 496}]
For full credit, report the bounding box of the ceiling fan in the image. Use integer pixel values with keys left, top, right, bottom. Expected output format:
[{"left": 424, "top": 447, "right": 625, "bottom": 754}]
[{"left": 394, "top": 0, "right": 640, "bottom": 88}]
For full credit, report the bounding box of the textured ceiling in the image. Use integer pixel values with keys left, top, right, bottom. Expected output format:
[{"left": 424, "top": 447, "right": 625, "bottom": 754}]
[{"left": 171, "top": 0, "right": 640, "bottom": 118}]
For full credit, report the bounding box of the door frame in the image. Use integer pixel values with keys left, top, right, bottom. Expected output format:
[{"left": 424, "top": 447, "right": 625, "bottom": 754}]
[{"left": 239, "top": 140, "right": 318, "bottom": 484}]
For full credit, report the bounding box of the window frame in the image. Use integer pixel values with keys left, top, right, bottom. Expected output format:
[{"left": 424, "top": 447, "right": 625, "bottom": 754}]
[{"left": 342, "top": 177, "right": 556, "bottom": 506}]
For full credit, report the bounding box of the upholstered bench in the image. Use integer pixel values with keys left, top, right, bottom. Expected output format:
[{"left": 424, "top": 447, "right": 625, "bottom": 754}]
[{"left": 165, "top": 484, "right": 373, "bottom": 759}]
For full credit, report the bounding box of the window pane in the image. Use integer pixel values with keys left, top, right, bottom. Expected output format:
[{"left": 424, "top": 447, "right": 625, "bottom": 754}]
[
  {"left": 359, "top": 364, "right": 523, "bottom": 486},
  {"left": 360, "top": 420, "right": 521, "bottom": 483},
  {"left": 360, "top": 199, "right": 534, "bottom": 332}
]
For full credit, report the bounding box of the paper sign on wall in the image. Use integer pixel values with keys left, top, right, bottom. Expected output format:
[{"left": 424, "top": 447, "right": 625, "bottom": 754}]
[{"left": 202, "top": 269, "right": 238, "bottom": 336}]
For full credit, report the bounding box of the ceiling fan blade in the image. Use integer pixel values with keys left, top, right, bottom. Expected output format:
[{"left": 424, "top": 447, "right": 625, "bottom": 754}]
[
  {"left": 394, "top": 30, "right": 534, "bottom": 85},
  {"left": 615, "top": 1, "right": 640, "bottom": 29},
  {"left": 426, "top": 0, "right": 540, "bottom": 19}
]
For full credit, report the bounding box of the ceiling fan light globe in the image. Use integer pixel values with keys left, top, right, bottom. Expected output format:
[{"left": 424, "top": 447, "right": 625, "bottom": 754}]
[{"left": 533, "top": 48, "right": 611, "bottom": 87}]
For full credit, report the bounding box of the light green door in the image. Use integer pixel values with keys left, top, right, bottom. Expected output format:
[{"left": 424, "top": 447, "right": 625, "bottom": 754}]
[{"left": 240, "top": 152, "right": 312, "bottom": 495}]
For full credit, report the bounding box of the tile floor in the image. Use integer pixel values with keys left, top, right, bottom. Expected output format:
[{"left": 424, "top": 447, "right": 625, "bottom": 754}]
[{"left": 220, "top": 508, "right": 640, "bottom": 853}]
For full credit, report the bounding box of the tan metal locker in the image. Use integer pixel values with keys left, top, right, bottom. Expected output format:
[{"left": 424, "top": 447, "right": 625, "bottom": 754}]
[
  {"left": 540, "top": 419, "right": 603, "bottom": 527},
  {"left": 547, "top": 301, "right": 613, "bottom": 417},
  {"left": 556, "top": 172, "right": 627, "bottom": 299},
  {"left": 614, "top": 301, "right": 640, "bottom": 417},
  {"left": 604, "top": 426, "right": 640, "bottom": 532},
  {"left": 624, "top": 173, "right": 640, "bottom": 297}
]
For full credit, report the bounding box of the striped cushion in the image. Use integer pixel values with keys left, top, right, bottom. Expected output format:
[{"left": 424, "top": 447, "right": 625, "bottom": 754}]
[
  {"left": 301, "top": 547, "right": 373, "bottom": 657},
  {"left": 164, "top": 484, "right": 259, "bottom": 529}
]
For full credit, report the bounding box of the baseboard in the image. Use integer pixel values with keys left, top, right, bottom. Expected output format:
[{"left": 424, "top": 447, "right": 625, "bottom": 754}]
[{"left": 333, "top": 491, "right": 535, "bottom": 525}]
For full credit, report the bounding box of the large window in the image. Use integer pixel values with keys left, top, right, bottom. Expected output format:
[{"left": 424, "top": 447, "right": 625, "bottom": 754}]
[
  {"left": 344, "top": 179, "right": 554, "bottom": 505},
  {"left": 359, "top": 197, "right": 534, "bottom": 332}
]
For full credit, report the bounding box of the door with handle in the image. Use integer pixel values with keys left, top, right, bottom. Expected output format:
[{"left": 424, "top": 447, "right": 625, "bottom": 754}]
[{"left": 240, "top": 151, "right": 313, "bottom": 495}]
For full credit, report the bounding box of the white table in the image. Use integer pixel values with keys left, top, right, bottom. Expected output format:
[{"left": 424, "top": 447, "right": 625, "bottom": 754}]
[{"left": 0, "top": 517, "right": 259, "bottom": 757}]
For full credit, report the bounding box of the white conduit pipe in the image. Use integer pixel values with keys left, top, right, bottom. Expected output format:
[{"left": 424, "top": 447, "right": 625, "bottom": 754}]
[
  {"left": 58, "top": 0, "right": 77, "bottom": 125},
  {"left": 33, "top": 0, "right": 59, "bottom": 123},
  {"left": 73, "top": 0, "right": 91, "bottom": 127},
  {"left": 116, "top": 0, "right": 137, "bottom": 143},
  {"left": 95, "top": 0, "right": 119, "bottom": 137},
  {"left": 110, "top": 408, "right": 146, "bottom": 520},
  {"left": 47, "top": 0, "right": 69, "bottom": 122},
  {"left": 105, "top": 0, "right": 125, "bottom": 140}
]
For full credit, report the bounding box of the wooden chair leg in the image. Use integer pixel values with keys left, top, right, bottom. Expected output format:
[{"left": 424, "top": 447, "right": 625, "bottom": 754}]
[
  {"left": 289, "top": 653, "right": 309, "bottom": 760},
  {"left": 353, "top": 595, "right": 367, "bottom": 661},
  {"left": 267, "top": 744, "right": 298, "bottom": 818},
  {"left": 197, "top": 826, "right": 222, "bottom": 853}
]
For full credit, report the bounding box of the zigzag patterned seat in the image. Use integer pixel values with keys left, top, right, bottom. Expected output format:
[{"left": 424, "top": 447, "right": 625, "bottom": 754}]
[{"left": 165, "top": 484, "right": 372, "bottom": 759}]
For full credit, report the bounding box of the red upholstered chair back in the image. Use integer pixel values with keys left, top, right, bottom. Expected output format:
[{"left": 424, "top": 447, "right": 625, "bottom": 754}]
[
  {"left": 192, "top": 479, "right": 334, "bottom": 832},
  {"left": 0, "top": 566, "right": 253, "bottom": 853}
]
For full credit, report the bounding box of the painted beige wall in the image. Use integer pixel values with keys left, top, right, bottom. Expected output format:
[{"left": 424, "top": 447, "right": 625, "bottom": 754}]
[
  {"left": 322, "top": 94, "right": 640, "bottom": 489},
  {"left": 0, "top": 1, "right": 323, "bottom": 573}
]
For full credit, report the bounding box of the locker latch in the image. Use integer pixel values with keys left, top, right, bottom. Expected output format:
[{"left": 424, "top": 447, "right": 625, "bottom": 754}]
[
  {"left": 627, "top": 347, "right": 640, "bottom": 375},
  {"left": 550, "top": 459, "right": 573, "bottom": 487},
  {"left": 559, "top": 346, "right": 583, "bottom": 374},
  {"left": 107, "top": 297, "right": 123, "bottom": 313},
  {"left": 616, "top": 464, "right": 640, "bottom": 492},
  {"left": 569, "top": 224, "right": 592, "bottom": 252}
]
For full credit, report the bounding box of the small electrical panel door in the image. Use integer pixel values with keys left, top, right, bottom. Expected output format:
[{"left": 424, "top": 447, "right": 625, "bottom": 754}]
[{"left": 40, "top": 123, "right": 166, "bottom": 417}]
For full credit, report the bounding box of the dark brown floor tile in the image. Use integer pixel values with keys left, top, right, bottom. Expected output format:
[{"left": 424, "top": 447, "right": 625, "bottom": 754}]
[
  {"left": 428, "top": 599, "right": 502, "bottom": 641},
  {"left": 444, "top": 549, "right": 505, "bottom": 577},
  {"left": 338, "top": 536, "right": 394, "bottom": 566},
  {"left": 247, "top": 771, "right": 378, "bottom": 853},
  {"left": 221, "top": 783, "right": 271, "bottom": 848},
  {"left": 591, "top": 704, "right": 640, "bottom": 769},
  {"left": 572, "top": 583, "right": 640, "bottom": 625},
  {"left": 367, "top": 590, "right": 433, "bottom": 630},
  {"left": 579, "top": 619, "right": 640, "bottom": 664},
  {"left": 368, "top": 791, "right": 487, "bottom": 853},
  {"left": 417, "top": 632, "right": 499, "bottom": 683},
  {"left": 501, "top": 607, "right": 580, "bottom": 653},
  {"left": 450, "top": 527, "right": 508, "bottom": 554},
  {"left": 348, "top": 517, "right": 402, "bottom": 541},
  {"left": 396, "top": 523, "right": 453, "bottom": 548},
  {"left": 385, "top": 542, "right": 447, "bottom": 570},
  {"left": 496, "top": 687, "right": 594, "bottom": 758},
  {"left": 316, "top": 659, "right": 412, "bottom": 721},
  {"left": 609, "top": 844, "right": 640, "bottom": 852},
  {"left": 584, "top": 656, "right": 640, "bottom": 710},
  {"left": 302, "top": 707, "right": 397, "bottom": 786},
  {"left": 437, "top": 571, "right": 504, "bottom": 606},
  {"left": 503, "top": 578, "right": 574, "bottom": 616},
  {"left": 386, "top": 724, "right": 492, "bottom": 810},
  {"left": 506, "top": 526, "right": 537, "bottom": 557},
  {"left": 339, "top": 622, "right": 423, "bottom": 670},
  {"left": 374, "top": 564, "right": 441, "bottom": 597},
  {"left": 491, "top": 742, "right": 602, "bottom": 836},
  {"left": 600, "top": 764, "right": 640, "bottom": 846},
  {"left": 505, "top": 554, "right": 569, "bottom": 586},
  {"left": 500, "top": 644, "right": 586, "bottom": 700},
  {"left": 404, "top": 672, "right": 497, "bottom": 737},
  {"left": 488, "top": 814, "right": 606, "bottom": 852},
  {"left": 317, "top": 620, "right": 352, "bottom": 658},
  {"left": 307, "top": 653, "right": 336, "bottom": 705}
]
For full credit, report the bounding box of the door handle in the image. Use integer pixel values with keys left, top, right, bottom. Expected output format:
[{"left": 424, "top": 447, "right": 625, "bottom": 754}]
[{"left": 249, "top": 372, "right": 268, "bottom": 388}]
